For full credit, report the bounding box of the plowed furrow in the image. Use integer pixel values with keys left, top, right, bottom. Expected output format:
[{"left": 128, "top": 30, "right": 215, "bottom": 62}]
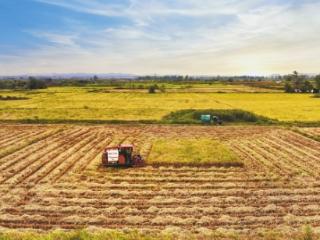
[
  {"left": 234, "top": 141, "right": 284, "bottom": 175},
  {"left": 261, "top": 137, "right": 320, "bottom": 176},
  {"left": 23, "top": 131, "right": 97, "bottom": 185},
  {"left": 0, "top": 128, "right": 69, "bottom": 169},
  {"left": 228, "top": 142, "right": 268, "bottom": 172},
  {"left": 51, "top": 132, "right": 108, "bottom": 183},
  {"left": 63, "top": 132, "right": 113, "bottom": 176},
  {"left": 0, "top": 131, "right": 38, "bottom": 147},
  {"left": 267, "top": 134, "right": 320, "bottom": 165},
  {"left": 245, "top": 141, "right": 294, "bottom": 176},
  {"left": 255, "top": 139, "right": 314, "bottom": 177},
  {"left": 1, "top": 129, "right": 90, "bottom": 185},
  {"left": 279, "top": 131, "right": 320, "bottom": 152}
]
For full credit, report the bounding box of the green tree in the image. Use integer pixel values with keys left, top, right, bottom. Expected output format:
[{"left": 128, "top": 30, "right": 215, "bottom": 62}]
[
  {"left": 148, "top": 85, "right": 157, "bottom": 93},
  {"left": 26, "top": 77, "right": 47, "bottom": 89},
  {"left": 284, "top": 82, "right": 294, "bottom": 93},
  {"left": 302, "top": 80, "right": 313, "bottom": 92},
  {"left": 315, "top": 75, "right": 320, "bottom": 90},
  {"left": 291, "top": 71, "right": 304, "bottom": 90},
  {"left": 159, "top": 84, "right": 166, "bottom": 93}
]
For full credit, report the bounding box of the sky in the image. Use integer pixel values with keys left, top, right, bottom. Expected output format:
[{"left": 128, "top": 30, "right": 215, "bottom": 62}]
[{"left": 0, "top": 0, "right": 320, "bottom": 76}]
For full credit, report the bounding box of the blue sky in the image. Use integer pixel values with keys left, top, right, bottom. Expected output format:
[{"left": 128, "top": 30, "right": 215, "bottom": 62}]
[{"left": 1, "top": 0, "right": 320, "bottom": 75}]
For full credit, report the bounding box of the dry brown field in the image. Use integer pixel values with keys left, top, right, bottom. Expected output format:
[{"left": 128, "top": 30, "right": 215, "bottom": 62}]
[
  {"left": 297, "top": 127, "right": 320, "bottom": 138},
  {"left": 0, "top": 124, "right": 320, "bottom": 234}
]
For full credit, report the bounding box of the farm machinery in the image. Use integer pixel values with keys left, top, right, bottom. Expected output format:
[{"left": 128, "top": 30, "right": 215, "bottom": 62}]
[
  {"left": 200, "top": 114, "right": 223, "bottom": 125},
  {"left": 102, "top": 144, "right": 144, "bottom": 167}
]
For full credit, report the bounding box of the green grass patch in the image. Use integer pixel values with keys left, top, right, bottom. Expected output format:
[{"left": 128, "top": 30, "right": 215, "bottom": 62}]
[
  {"left": 148, "top": 138, "right": 242, "bottom": 167},
  {"left": 162, "top": 109, "right": 277, "bottom": 124},
  {"left": 0, "top": 229, "right": 168, "bottom": 240}
]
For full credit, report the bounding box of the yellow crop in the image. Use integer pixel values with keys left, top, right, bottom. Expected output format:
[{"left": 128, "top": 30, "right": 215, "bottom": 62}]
[
  {"left": 148, "top": 138, "right": 241, "bottom": 167},
  {"left": 0, "top": 86, "right": 319, "bottom": 122}
]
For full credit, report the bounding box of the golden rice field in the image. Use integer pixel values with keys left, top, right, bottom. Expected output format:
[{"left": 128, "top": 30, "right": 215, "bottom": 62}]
[
  {"left": 0, "top": 86, "right": 319, "bottom": 122},
  {"left": 148, "top": 138, "right": 241, "bottom": 167},
  {"left": 0, "top": 124, "right": 320, "bottom": 238}
]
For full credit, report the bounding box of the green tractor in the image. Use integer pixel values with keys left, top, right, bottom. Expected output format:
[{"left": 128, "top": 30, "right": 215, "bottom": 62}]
[{"left": 200, "top": 114, "right": 223, "bottom": 125}]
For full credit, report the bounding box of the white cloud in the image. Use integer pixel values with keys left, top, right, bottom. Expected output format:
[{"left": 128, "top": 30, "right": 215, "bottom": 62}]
[
  {"left": 2, "top": 0, "right": 320, "bottom": 75},
  {"left": 26, "top": 31, "right": 78, "bottom": 46},
  {"left": 35, "top": 0, "right": 125, "bottom": 16}
]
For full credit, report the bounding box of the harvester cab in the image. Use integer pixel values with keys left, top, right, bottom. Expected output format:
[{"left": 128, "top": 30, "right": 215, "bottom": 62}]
[{"left": 102, "top": 144, "right": 144, "bottom": 167}]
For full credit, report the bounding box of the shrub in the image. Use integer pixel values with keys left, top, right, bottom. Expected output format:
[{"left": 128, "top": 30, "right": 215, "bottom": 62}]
[
  {"left": 0, "top": 95, "right": 29, "bottom": 101},
  {"left": 148, "top": 84, "right": 160, "bottom": 93},
  {"left": 303, "top": 225, "right": 313, "bottom": 240},
  {"left": 148, "top": 85, "right": 157, "bottom": 93}
]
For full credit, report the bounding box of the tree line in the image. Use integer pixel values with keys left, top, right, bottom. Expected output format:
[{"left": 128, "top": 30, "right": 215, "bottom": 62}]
[
  {"left": 1, "top": 73, "right": 320, "bottom": 93},
  {"left": 0, "top": 77, "right": 48, "bottom": 89},
  {"left": 0, "top": 75, "right": 272, "bottom": 90},
  {"left": 284, "top": 71, "right": 320, "bottom": 93}
]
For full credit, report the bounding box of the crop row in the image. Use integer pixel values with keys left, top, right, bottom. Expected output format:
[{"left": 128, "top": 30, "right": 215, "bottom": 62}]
[
  {"left": 1, "top": 211, "right": 320, "bottom": 231},
  {"left": 229, "top": 129, "right": 320, "bottom": 178}
]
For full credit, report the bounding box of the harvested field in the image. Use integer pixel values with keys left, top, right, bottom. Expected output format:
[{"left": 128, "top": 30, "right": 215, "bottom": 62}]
[
  {"left": 0, "top": 124, "right": 320, "bottom": 234},
  {"left": 296, "top": 127, "right": 320, "bottom": 141},
  {"left": 299, "top": 128, "right": 320, "bottom": 136}
]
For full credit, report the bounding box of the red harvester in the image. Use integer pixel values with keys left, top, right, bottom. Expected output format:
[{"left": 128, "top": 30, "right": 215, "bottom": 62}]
[{"left": 102, "top": 144, "right": 144, "bottom": 167}]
